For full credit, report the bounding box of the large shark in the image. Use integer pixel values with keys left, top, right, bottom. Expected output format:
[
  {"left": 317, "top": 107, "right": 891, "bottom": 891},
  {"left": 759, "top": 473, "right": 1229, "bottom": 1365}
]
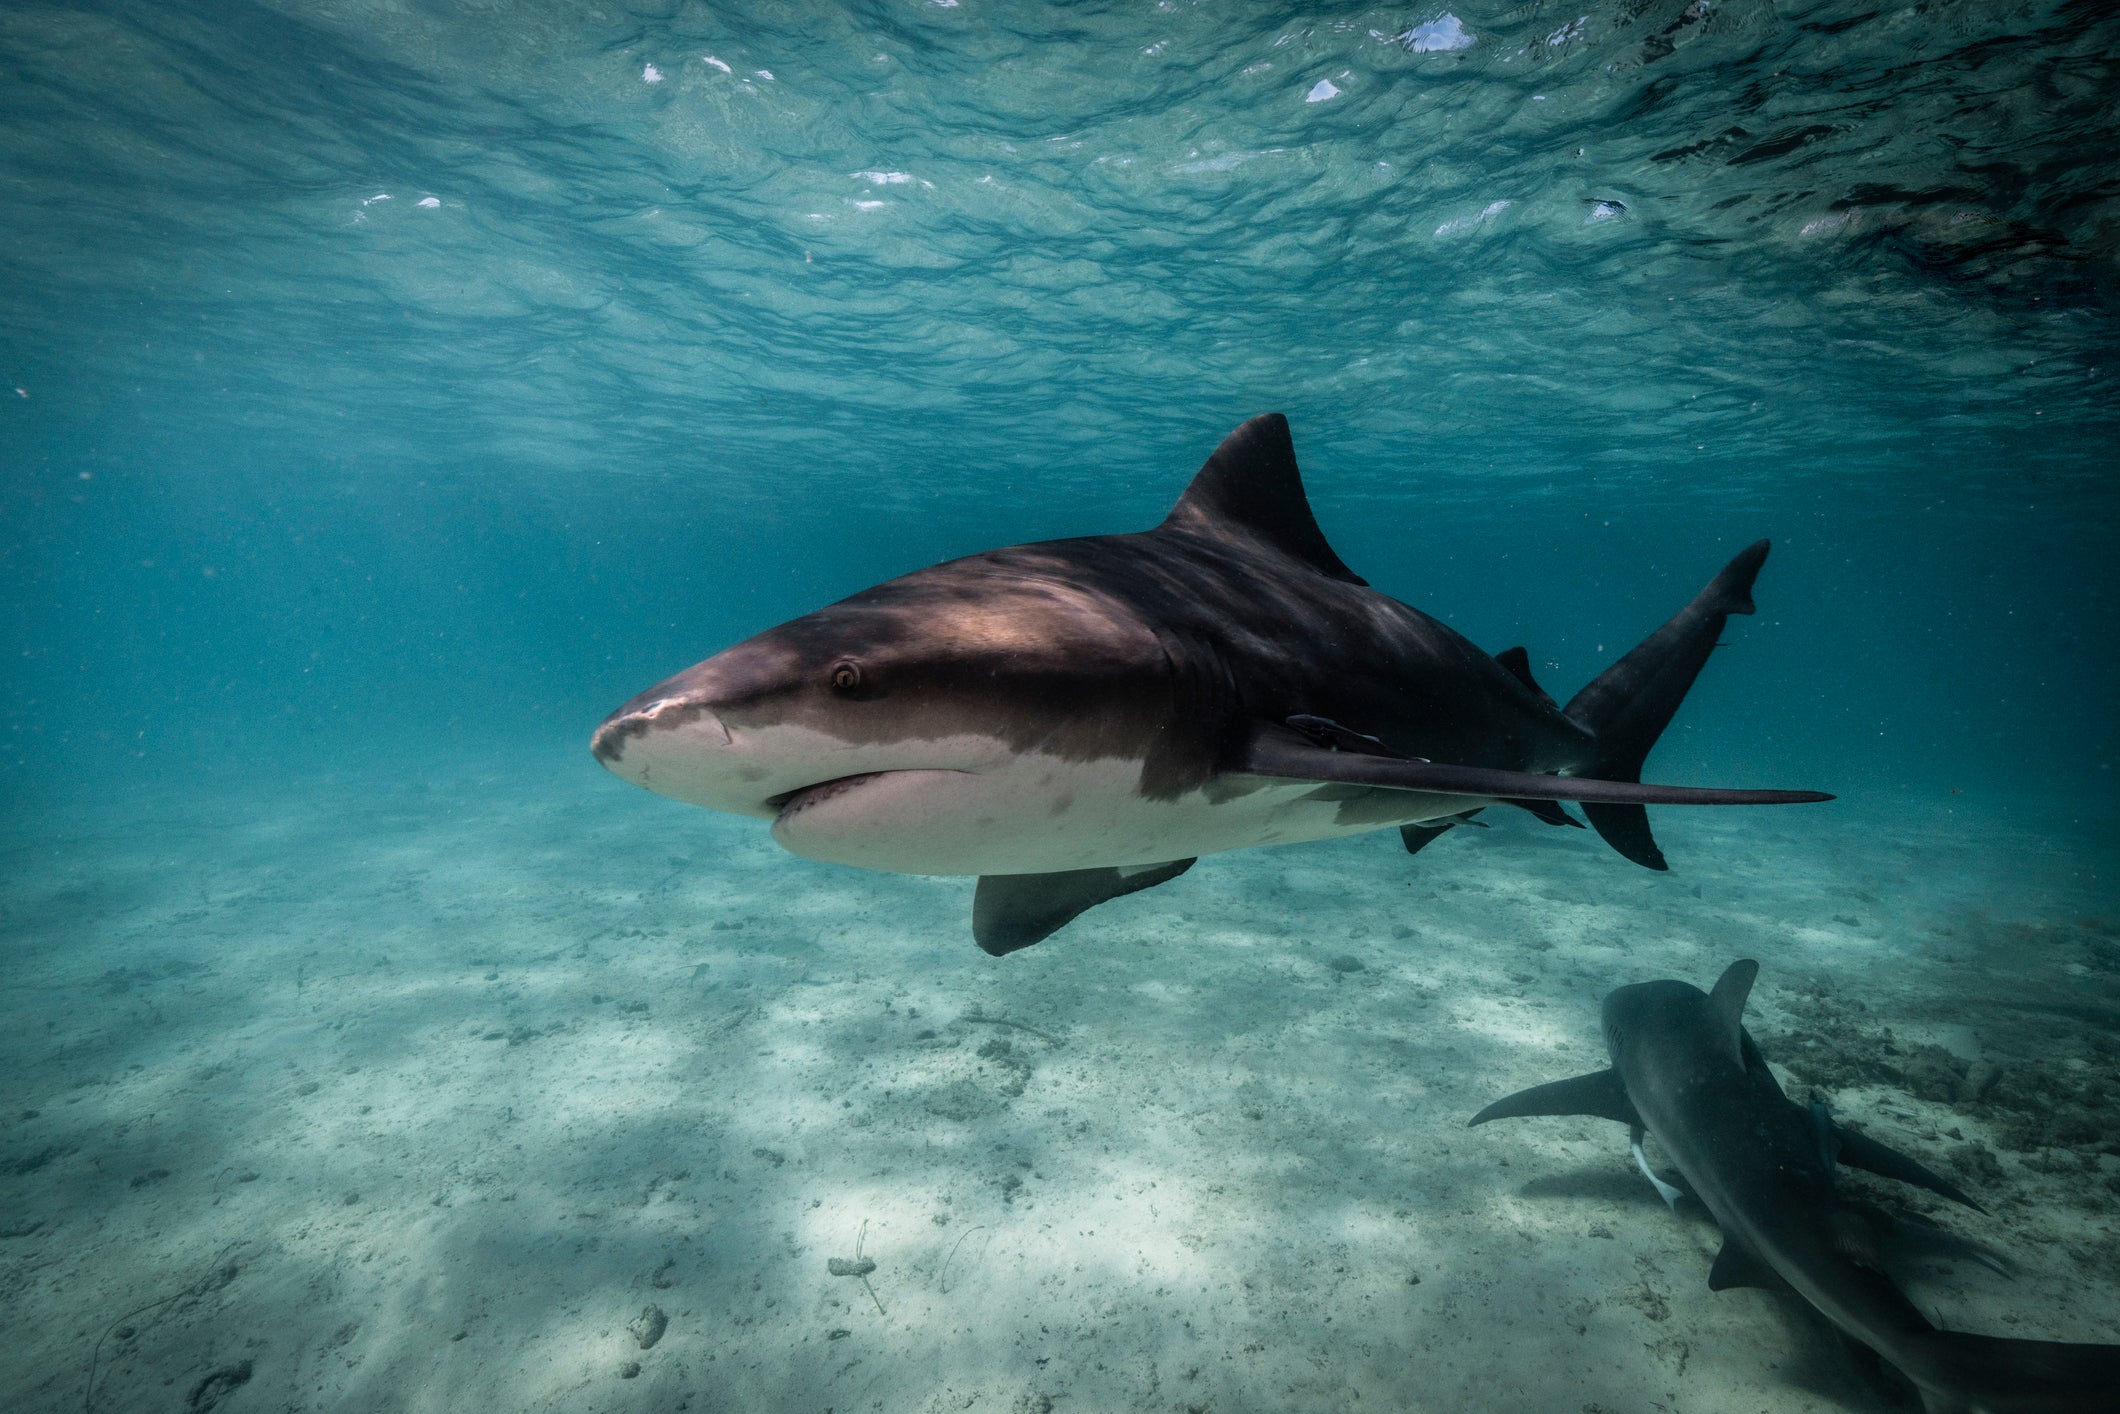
[
  {"left": 593, "top": 415, "right": 1828, "bottom": 953},
  {"left": 1472, "top": 961, "right": 2120, "bottom": 1413}
]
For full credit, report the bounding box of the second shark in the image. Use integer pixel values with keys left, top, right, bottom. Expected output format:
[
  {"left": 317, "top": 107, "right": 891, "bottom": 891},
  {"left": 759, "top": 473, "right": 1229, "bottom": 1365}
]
[{"left": 1473, "top": 960, "right": 2120, "bottom": 1413}]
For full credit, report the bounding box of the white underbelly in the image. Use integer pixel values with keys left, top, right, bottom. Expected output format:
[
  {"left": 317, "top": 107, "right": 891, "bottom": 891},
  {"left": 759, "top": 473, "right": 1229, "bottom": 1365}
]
[{"left": 768, "top": 750, "right": 1484, "bottom": 876}]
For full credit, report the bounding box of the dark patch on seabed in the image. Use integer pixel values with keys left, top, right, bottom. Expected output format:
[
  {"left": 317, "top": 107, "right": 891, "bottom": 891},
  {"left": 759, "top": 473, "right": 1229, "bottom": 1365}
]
[{"left": 1765, "top": 914, "right": 2120, "bottom": 1187}]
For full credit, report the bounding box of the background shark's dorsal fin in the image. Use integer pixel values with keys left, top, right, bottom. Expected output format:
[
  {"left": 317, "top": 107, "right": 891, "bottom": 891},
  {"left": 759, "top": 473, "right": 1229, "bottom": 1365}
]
[
  {"left": 1708, "top": 959, "right": 1760, "bottom": 1056},
  {"left": 1161, "top": 414, "right": 1368, "bottom": 586}
]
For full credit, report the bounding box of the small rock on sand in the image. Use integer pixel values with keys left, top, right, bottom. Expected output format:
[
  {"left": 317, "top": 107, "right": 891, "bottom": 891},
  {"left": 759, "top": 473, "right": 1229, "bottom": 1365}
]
[{"left": 628, "top": 1304, "right": 668, "bottom": 1350}]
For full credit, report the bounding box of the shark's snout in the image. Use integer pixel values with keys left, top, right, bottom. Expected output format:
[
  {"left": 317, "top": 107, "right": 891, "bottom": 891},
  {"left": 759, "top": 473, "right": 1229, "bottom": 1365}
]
[
  {"left": 591, "top": 693, "right": 730, "bottom": 774},
  {"left": 591, "top": 672, "right": 840, "bottom": 821},
  {"left": 589, "top": 710, "right": 637, "bottom": 766}
]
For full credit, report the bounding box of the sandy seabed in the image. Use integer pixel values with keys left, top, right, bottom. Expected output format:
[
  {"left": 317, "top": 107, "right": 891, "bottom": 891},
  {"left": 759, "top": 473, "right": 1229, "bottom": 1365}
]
[{"left": 3, "top": 758, "right": 2116, "bottom": 1414}]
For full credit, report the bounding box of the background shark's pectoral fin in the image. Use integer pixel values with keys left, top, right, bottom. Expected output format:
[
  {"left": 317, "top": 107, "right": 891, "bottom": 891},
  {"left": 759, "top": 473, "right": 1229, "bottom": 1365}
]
[
  {"left": 972, "top": 860, "right": 1195, "bottom": 956},
  {"left": 1469, "top": 1068, "right": 1641, "bottom": 1128},
  {"left": 1707, "top": 1236, "right": 1788, "bottom": 1292},
  {"left": 1832, "top": 1123, "right": 1987, "bottom": 1213}
]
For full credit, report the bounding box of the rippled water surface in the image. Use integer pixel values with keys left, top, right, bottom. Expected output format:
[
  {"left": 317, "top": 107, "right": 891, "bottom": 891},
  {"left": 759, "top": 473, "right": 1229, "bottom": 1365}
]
[{"left": 5, "top": 0, "right": 2117, "bottom": 797}]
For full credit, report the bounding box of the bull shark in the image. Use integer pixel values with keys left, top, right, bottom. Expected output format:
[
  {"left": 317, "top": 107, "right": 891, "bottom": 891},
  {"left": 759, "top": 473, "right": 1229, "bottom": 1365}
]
[
  {"left": 592, "top": 414, "right": 1829, "bottom": 954},
  {"left": 1471, "top": 960, "right": 2120, "bottom": 1413}
]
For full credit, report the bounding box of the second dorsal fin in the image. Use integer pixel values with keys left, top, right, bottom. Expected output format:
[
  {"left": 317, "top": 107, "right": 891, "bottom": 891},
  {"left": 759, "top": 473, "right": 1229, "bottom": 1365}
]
[
  {"left": 1159, "top": 414, "right": 1367, "bottom": 585},
  {"left": 1494, "top": 646, "right": 1557, "bottom": 707}
]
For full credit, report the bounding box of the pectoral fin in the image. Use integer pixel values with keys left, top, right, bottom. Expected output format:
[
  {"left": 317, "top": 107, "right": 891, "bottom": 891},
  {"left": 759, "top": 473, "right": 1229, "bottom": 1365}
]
[
  {"left": 1833, "top": 1123, "right": 1987, "bottom": 1213},
  {"left": 1469, "top": 1068, "right": 1641, "bottom": 1128},
  {"left": 972, "top": 859, "right": 1195, "bottom": 956},
  {"left": 1239, "top": 723, "right": 1832, "bottom": 808}
]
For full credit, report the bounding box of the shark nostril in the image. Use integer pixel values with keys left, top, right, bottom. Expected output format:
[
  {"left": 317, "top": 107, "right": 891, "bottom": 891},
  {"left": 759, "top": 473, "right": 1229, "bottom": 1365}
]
[{"left": 592, "top": 697, "right": 732, "bottom": 768}]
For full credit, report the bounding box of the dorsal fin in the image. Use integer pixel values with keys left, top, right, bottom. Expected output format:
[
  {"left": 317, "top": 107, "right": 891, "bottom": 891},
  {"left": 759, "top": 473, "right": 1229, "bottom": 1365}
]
[
  {"left": 1160, "top": 414, "right": 1367, "bottom": 586},
  {"left": 1708, "top": 959, "right": 1760, "bottom": 1060}
]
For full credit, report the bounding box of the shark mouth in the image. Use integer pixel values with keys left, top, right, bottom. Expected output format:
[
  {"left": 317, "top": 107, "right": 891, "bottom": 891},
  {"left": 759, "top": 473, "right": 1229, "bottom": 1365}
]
[{"left": 769, "top": 773, "right": 887, "bottom": 820}]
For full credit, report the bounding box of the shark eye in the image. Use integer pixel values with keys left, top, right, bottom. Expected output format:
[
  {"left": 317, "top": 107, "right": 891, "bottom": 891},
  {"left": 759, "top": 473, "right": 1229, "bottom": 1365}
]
[{"left": 828, "top": 660, "right": 863, "bottom": 694}]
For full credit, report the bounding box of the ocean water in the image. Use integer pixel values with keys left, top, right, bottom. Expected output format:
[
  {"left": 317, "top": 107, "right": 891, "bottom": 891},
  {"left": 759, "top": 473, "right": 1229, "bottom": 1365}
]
[{"left": 2, "top": 1, "right": 2116, "bottom": 1411}]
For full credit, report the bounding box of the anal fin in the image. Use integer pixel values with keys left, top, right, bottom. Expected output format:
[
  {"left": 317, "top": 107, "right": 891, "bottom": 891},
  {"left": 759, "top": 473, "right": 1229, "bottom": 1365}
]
[
  {"left": 972, "top": 860, "right": 1194, "bottom": 956},
  {"left": 1505, "top": 797, "right": 1583, "bottom": 829},
  {"left": 1399, "top": 821, "right": 1456, "bottom": 856},
  {"left": 1400, "top": 808, "right": 1485, "bottom": 856}
]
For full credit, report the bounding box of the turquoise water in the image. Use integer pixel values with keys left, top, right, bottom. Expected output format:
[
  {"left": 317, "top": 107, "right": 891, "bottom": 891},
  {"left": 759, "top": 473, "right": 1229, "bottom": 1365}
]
[
  {"left": 6, "top": 0, "right": 2117, "bottom": 807},
  {"left": 3, "top": 3, "right": 2117, "bottom": 1411}
]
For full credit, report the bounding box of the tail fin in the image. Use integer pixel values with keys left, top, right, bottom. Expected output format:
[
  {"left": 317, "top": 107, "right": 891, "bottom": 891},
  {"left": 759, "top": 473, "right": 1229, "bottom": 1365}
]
[
  {"left": 1899, "top": 1329, "right": 2120, "bottom": 1414},
  {"left": 1563, "top": 541, "right": 1771, "bottom": 870}
]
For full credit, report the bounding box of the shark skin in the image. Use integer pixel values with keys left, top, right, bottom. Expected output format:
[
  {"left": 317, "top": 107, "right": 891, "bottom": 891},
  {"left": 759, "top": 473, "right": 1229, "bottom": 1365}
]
[
  {"left": 592, "top": 414, "right": 1830, "bottom": 953},
  {"left": 1471, "top": 961, "right": 2120, "bottom": 1414}
]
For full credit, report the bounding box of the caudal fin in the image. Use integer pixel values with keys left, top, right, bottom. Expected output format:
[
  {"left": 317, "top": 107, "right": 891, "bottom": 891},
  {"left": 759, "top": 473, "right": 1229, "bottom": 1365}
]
[
  {"left": 1899, "top": 1328, "right": 2120, "bottom": 1414},
  {"left": 1562, "top": 541, "right": 1773, "bottom": 870}
]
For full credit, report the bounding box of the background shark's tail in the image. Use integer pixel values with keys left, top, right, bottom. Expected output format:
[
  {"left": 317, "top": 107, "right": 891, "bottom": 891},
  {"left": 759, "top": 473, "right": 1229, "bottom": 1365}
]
[
  {"left": 1900, "top": 1328, "right": 2120, "bottom": 1414},
  {"left": 1562, "top": 541, "right": 1770, "bottom": 870}
]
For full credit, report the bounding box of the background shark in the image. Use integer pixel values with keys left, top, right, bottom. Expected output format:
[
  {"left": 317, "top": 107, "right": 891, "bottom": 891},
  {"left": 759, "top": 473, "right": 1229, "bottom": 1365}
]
[
  {"left": 1472, "top": 961, "right": 2120, "bottom": 1413},
  {"left": 593, "top": 415, "right": 1829, "bottom": 953}
]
